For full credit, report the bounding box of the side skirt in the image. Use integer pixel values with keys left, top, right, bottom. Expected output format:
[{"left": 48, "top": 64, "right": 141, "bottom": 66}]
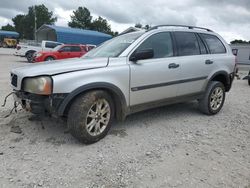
[{"left": 128, "top": 92, "right": 204, "bottom": 115}]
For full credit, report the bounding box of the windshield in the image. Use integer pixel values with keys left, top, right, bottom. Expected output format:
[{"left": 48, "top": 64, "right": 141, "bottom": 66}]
[
  {"left": 53, "top": 44, "right": 63, "bottom": 51},
  {"left": 83, "top": 32, "right": 144, "bottom": 58}
]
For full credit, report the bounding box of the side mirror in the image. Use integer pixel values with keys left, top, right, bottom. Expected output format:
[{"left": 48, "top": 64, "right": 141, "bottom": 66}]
[
  {"left": 58, "top": 49, "right": 64, "bottom": 53},
  {"left": 129, "top": 49, "right": 154, "bottom": 62}
]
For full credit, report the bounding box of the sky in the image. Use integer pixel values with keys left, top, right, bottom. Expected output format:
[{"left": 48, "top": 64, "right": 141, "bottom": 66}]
[{"left": 0, "top": 0, "right": 250, "bottom": 42}]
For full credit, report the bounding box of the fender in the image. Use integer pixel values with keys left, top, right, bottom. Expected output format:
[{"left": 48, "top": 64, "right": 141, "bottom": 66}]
[
  {"left": 44, "top": 55, "right": 57, "bottom": 60},
  {"left": 208, "top": 70, "right": 233, "bottom": 91},
  {"left": 209, "top": 71, "right": 230, "bottom": 83},
  {"left": 57, "top": 82, "right": 128, "bottom": 121}
]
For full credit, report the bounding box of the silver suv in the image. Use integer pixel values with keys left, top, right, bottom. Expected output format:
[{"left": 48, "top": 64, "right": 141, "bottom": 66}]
[{"left": 10, "top": 25, "right": 235, "bottom": 144}]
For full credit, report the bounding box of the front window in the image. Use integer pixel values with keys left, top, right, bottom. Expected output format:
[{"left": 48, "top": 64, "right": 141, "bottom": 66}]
[
  {"left": 53, "top": 45, "right": 63, "bottom": 51},
  {"left": 83, "top": 32, "right": 144, "bottom": 58},
  {"left": 135, "top": 32, "right": 174, "bottom": 58}
]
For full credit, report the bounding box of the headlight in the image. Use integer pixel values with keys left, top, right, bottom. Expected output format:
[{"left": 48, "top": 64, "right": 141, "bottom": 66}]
[
  {"left": 23, "top": 76, "right": 52, "bottom": 95},
  {"left": 36, "top": 53, "right": 42, "bottom": 57}
]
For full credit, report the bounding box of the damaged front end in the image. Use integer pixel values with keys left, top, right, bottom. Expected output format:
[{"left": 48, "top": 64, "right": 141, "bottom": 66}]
[
  {"left": 7, "top": 72, "right": 68, "bottom": 116},
  {"left": 12, "top": 91, "right": 68, "bottom": 116}
]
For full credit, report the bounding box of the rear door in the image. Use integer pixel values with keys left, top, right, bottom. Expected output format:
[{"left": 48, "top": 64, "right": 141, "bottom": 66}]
[{"left": 173, "top": 32, "right": 214, "bottom": 96}]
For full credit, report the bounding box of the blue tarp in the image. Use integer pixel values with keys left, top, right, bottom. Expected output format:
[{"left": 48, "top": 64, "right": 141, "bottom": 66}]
[
  {"left": 0, "top": 30, "right": 19, "bottom": 38},
  {"left": 39, "top": 25, "right": 112, "bottom": 45}
]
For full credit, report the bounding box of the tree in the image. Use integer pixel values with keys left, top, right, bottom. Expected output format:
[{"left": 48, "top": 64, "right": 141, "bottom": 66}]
[
  {"left": 68, "top": 7, "right": 92, "bottom": 29},
  {"left": 230, "top": 39, "right": 250, "bottom": 44},
  {"left": 68, "top": 7, "right": 117, "bottom": 36},
  {"left": 135, "top": 23, "right": 142, "bottom": 28},
  {"left": 12, "top": 15, "right": 25, "bottom": 38},
  {"left": 1, "top": 24, "right": 15, "bottom": 31},
  {"left": 91, "top": 16, "right": 114, "bottom": 35},
  {"left": 11, "top": 4, "right": 57, "bottom": 39}
]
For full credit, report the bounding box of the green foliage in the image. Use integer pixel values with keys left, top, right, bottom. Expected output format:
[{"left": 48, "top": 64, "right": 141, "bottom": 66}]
[
  {"left": 12, "top": 15, "right": 25, "bottom": 38},
  {"left": 230, "top": 39, "right": 250, "bottom": 44},
  {"left": 68, "top": 7, "right": 92, "bottom": 29},
  {"left": 1, "top": 24, "right": 15, "bottom": 31},
  {"left": 11, "top": 4, "right": 57, "bottom": 39},
  {"left": 68, "top": 7, "right": 117, "bottom": 36}
]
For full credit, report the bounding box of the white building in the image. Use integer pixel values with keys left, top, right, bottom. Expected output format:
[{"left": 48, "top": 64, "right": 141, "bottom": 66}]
[{"left": 230, "top": 44, "right": 250, "bottom": 65}]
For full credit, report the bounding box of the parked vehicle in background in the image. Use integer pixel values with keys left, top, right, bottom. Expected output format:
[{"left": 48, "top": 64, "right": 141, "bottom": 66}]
[
  {"left": 0, "top": 38, "right": 17, "bottom": 48},
  {"left": 33, "top": 44, "right": 95, "bottom": 62},
  {"left": 10, "top": 25, "right": 236, "bottom": 144},
  {"left": 230, "top": 44, "right": 250, "bottom": 65},
  {"left": 14, "top": 40, "right": 63, "bottom": 62},
  {"left": 243, "top": 70, "right": 250, "bottom": 85}
]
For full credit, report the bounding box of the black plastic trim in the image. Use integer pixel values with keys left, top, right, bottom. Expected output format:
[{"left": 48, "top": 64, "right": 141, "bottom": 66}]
[
  {"left": 131, "top": 76, "right": 207, "bottom": 91},
  {"left": 57, "top": 82, "right": 128, "bottom": 121},
  {"left": 130, "top": 92, "right": 204, "bottom": 114}
]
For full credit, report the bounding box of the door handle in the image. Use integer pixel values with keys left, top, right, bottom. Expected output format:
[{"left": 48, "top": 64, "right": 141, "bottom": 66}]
[
  {"left": 205, "top": 59, "right": 213, "bottom": 64},
  {"left": 168, "top": 63, "right": 180, "bottom": 69}
]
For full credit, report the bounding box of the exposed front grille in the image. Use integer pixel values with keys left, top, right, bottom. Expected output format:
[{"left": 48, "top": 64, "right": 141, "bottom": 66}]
[{"left": 11, "top": 73, "right": 18, "bottom": 87}]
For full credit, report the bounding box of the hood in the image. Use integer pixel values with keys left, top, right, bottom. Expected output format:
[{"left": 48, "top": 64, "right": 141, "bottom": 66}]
[{"left": 12, "top": 57, "right": 109, "bottom": 77}]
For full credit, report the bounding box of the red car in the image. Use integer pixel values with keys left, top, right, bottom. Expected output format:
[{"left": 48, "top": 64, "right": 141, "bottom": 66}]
[{"left": 33, "top": 44, "right": 95, "bottom": 63}]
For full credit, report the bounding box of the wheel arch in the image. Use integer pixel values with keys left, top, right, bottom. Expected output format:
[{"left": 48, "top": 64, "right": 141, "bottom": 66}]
[
  {"left": 25, "top": 50, "right": 36, "bottom": 57},
  {"left": 57, "top": 82, "right": 128, "bottom": 121},
  {"left": 45, "top": 55, "right": 56, "bottom": 60},
  {"left": 209, "top": 71, "right": 231, "bottom": 92}
]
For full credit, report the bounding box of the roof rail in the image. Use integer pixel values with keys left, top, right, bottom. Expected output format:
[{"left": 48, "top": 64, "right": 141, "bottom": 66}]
[{"left": 148, "top": 25, "right": 213, "bottom": 32}]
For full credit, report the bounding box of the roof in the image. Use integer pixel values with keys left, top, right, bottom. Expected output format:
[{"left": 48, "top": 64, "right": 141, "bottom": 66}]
[
  {"left": 37, "top": 25, "right": 112, "bottom": 45},
  {"left": 0, "top": 30, "right": 19, "bottom": 38},
  {"left": 120, "top": 27, "right": 143, "bottom": 35}
]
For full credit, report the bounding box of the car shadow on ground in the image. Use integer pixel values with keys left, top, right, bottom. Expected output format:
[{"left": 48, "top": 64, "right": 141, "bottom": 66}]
[{"left": 2, "top": 101, "right": 201, "bottom": 146}]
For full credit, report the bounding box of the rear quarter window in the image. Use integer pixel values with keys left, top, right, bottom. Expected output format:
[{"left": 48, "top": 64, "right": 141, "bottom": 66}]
[{"left": 200, "top": 34, "right": 226, "bottom": 54}]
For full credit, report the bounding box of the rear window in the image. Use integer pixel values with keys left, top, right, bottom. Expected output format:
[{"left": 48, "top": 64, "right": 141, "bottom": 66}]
[
  {"left": 200, "top": 34, "right": 226, "bottom": 54},
  {"left": 174, "top": 32, "right": 200, "bottom": 56},
  {"left": 45, "top": 42, "right": 61, "bottom": 49}
]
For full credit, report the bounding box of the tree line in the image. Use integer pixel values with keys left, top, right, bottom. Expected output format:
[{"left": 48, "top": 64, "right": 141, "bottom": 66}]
[{"left": 1, "top": 4, "right": 118, "bottom": 39}]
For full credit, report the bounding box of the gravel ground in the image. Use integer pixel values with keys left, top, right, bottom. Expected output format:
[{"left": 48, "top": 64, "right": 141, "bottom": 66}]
[{"left": 0, "top": 48, "right": 250, "bottom": 188}]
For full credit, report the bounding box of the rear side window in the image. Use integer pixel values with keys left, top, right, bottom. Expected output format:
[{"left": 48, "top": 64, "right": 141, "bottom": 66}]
[
  {"left": 45, "top": 42, "right": 61, "bottom": 49},
  {"left": 174, "top": 32, "right": 200, "bottom": 56},
  {"left": 136, "top": 32, "right": 173, "bottom": 59},
  {"left": 200, "top": 34, "right": 226, "bottom": 54},
  {"left": 71, "top": 46, "right": 81, "bottom": 52}
]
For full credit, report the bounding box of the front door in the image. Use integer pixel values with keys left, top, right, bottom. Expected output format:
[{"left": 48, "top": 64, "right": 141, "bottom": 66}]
[
  {"left": 129, "top": 32, "right": 181, "bottom": 106},
  {"left": 58, "top": 46, "right": 71, "bottom": 59}
]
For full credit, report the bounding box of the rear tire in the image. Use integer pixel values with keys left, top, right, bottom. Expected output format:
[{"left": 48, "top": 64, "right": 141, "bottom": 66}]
[
  {"left": 67, "top": 90, "right": 114, "bottom": 144},
  {"left": 248, "top": 71, "right": 250, "bottom": 86},
  {"left": 199, "top": 81, "right": 225, "bottom": 115}
]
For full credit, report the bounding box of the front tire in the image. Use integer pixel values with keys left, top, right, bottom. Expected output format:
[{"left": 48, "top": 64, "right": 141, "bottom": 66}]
[
  {"left": 26, "top": 51, "right": 35, "bottom": 63},
  {"left": 199, "top": 81, "right": 225, "bottom": 115},
  {"left": 67, "top": 90, "right": 114, "bottom": 144},
  {"left": 45, "top": 56, "right": 55, "bottom": 61}
]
